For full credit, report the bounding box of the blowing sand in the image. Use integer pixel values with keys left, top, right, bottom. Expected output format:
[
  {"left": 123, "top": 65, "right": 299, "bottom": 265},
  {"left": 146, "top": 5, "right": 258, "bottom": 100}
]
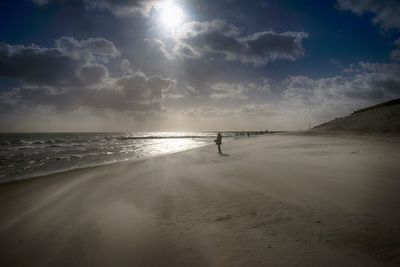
[{"left": 1, "top": 134, "right": 400, "bottom": 266}]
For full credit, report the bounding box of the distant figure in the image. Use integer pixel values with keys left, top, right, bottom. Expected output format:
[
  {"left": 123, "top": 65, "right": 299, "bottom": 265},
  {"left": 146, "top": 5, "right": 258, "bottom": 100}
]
[{"left": 214, "top": 132, "right": 222, "bottom": 154}]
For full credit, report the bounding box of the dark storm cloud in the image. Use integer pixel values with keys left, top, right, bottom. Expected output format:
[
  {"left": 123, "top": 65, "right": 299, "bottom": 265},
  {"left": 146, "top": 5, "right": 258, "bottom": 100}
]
[
  {"left": 0, "top": 37, "right": 119, "bottom": 86},
  {"left": 0, "top": 71, "right": 176, "bottom": 112},
  {"left": 0, "top": 43, "right": 81, "bottom": 86},
  {"left": 154, "top": 20, "right": 309, "bottom": 66},
  {"left": 0, "top": 36, "right": 175, "bottom": 114},
  {"left": 337, "top": 0, "right": 400, "bottom": 30}
]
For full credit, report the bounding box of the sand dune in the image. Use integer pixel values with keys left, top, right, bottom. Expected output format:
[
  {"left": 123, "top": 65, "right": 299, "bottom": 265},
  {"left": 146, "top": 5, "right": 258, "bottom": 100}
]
[
  {"left": 1, "top": 134, "right": 400, "bottom": 266},
  {"left": 312, "top": 98, "right": 400, "bottom": 134}
]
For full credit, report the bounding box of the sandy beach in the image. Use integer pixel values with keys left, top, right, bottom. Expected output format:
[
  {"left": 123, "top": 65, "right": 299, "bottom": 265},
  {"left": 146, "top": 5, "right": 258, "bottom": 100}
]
[{"left": 1, "top": 134, "right": 400, "bottom": 266}]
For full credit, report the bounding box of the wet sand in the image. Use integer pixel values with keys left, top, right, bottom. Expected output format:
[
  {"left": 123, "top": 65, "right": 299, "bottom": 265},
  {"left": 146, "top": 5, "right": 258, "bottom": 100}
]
[{"left": 1, "top": 134, "right": 400, "bottom": 266}]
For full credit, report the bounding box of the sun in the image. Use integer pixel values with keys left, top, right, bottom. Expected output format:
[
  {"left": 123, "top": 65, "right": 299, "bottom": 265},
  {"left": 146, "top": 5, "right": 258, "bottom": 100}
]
[{"left": 158, "top": 1, "right": 184, "bottom": 30}]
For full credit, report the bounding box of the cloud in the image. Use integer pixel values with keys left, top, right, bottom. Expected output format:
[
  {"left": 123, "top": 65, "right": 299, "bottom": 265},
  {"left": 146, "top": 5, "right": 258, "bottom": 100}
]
[
  {"left": 391, "top": 50, "right": 400, "bottom": 61},
  {"left": 210, "top": 82, "right": 249, "bottom": 99},
  {"left": 391, "top": 38, "right": 400, "bottom": 61},
  {"left": 190, "top": 62, "right": 400, "bottom": 127},
  {"left": 1, "top": 71, "right": 175, "bottom": 113},
  {"left": 55, "top": 36, "right": 120, "bottom": 62},
  {"left": 31, "top": 0, "right": 52, "bottom": 5},
  {"left": 209, "top": 79, "right": 270, "bottom": 99},
  {"left": 86, "top": 72, "right": 173, "bottom": 112},
  {"left": 337, "top": 1, "right": 400, "bottom": 64},
  {"left": 32, "top": 0, "right": 161, "bottom": 16},
  {"left": 83, "top": 0, "right": 160, "bottom": 16},
  {"left": 121, "top": 59, "right": 134, "bottom": 74},
  {"left": 173, "top": 43, "right": 201, "bottom": 59},
  {"left": 145, "top": 39, "right": 171, "bottom": 59},
  {"left": 0, "top": 37, "right": 119, "bottom": 86},
  {"left": 185, "top": 104, "right": 276, "bottom": 118},
  {"left": 78, "top": 63, "right": 109, "bottom": 85},
  {"left": 0, "top": 43, "right": 81, "bottom": 86},
  {"left": 0, "top": 37, "right": 175, "bottom": 114},
  {"left": 281, "top": 62, "right": 400, "bottom": 122},
  {"left": 186, "top": 106, "right": 234, "bottom": 118},
  {"left": 115, "top": 72, "right": 175, "bottom": 102},
  {"left": 152, "top": 20, "right": 309, "bottom": 66},
  {"left": 239, "top": 104, "right": 276, "bottom": 117},
  {"left": 185, "top": 85, "right": 200, "bottom": 95},
  {"left": 31, "top": 0, "right": 162, "bottom": 16},
  {"left": 337, "top": 0, "right": 400, "bottom": 30}
]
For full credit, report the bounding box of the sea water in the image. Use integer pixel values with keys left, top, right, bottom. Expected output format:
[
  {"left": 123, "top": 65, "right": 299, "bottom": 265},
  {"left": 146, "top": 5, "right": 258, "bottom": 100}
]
[{"left": 0, "top": 132, "right": 230, "bottom": 183}]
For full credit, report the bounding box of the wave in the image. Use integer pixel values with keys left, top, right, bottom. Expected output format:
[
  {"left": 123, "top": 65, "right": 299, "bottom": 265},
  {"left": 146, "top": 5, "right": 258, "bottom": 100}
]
[
  {"left": 117, "top": 135, "right": 215, "bottom": 140},
  {"left": 0, "top": 132, "right": 218, "bottom": 184},
  {"left": 49, "top": 144, "right": 69, "bottom": 148}
]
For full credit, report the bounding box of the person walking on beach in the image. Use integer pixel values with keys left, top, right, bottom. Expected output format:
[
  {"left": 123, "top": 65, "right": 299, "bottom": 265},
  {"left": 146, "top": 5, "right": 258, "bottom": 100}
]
[{"left": 215, "top": 132, "right": 222, "bottom": 154}]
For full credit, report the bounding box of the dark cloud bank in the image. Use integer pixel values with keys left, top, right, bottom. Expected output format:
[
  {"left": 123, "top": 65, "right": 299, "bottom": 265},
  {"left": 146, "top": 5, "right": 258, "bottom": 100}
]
[{"left": 0, "top": 37, "right": 175, "bottom": 115}]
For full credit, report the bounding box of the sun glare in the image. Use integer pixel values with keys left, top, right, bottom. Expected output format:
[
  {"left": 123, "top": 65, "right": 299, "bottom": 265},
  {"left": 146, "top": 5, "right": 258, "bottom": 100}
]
[{"left": 159, "top": 1, "right": 184, "bottom": 30}]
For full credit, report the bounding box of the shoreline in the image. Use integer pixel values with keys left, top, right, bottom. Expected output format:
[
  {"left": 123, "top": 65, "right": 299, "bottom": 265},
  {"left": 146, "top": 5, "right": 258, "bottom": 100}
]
[
  {"left": 0, "top": 139, "right": 217, "bottom": 186},
  {"left": 1, "top": 134, "right": 399, "bottom": 266},
  {"left": 0, "top": 135, "right": 245, "bottom": 186}
]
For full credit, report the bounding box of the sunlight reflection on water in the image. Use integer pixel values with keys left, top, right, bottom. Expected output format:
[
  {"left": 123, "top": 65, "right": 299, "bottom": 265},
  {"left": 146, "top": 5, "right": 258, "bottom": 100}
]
[
  {"left": 0, "top": 133, "right": 214, "bottom": 183},
  {"left": 145, "top": 138, "right": 204, "bottom": 156}
]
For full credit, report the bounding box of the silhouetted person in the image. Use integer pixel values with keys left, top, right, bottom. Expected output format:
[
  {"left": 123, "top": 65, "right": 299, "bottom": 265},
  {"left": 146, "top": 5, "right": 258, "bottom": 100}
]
[{"left": 214, "top": 132, "right": 222, "bottom": 154}]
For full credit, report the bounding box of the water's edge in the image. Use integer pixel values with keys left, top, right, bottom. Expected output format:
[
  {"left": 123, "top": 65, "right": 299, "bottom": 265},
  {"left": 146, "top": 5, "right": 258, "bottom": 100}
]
[{"left": 0, "top": 141, "right": 215, "bottom": 185}]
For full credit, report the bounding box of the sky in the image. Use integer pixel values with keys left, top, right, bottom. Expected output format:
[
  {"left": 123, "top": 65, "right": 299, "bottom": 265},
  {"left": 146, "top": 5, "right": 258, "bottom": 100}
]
[{"left": 0, "top": 0, "right": 399, "bottom": 132}]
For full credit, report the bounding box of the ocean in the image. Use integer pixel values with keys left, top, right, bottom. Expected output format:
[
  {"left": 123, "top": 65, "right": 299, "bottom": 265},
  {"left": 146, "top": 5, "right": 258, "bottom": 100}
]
[{"left": 0, "top": 132, "right": 231, "bottom": 183}]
